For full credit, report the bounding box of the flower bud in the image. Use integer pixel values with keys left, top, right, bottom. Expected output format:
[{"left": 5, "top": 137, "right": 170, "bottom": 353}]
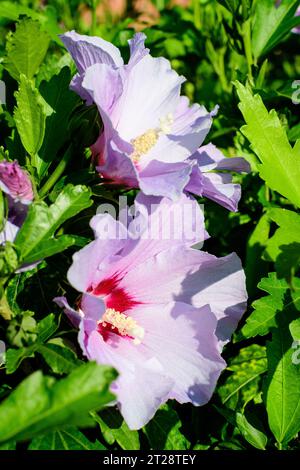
[{"left": 0, "top": 161, "right": 33, "bottom": 204}]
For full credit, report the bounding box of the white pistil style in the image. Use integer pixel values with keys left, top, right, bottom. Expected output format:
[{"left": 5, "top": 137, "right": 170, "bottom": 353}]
[
  {"left": 98, "top": 308, "right": 145, "bottom": 345},
  {"left": 130, "top": 113, "right": 174, "bottom": 163}
]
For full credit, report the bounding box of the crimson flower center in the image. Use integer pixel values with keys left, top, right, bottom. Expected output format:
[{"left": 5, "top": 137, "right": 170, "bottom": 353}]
[{"left": 97, "top": 308, "right": 144, "bottom": 345}]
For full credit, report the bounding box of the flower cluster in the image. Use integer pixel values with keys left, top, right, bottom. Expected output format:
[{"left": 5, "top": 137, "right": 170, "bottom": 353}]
[{"left": 56, "top": 32, "right": 249, "bottom": 429}]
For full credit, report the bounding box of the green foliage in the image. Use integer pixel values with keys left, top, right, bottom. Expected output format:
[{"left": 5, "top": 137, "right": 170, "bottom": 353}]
[
  {"left": 0, "top": 362, "right": 116, "bottom": 445},
  {"left": 95, "top": 408, "right": 140, "bottom": 450},
  {"left": 218, "top": 345, "right": 267, "bottom": 408},
  {"left": 14, "top": 184, "right": 92, "bottom": 265},
  {"left": 3, "top": 18, "right": 50, "bottom": 81},
  {"left": 252, "top": 0, "right": 300, "bottom": 59},
  {"left": 14, "top": 74, "right": 47, "bottom": 166},
  {"left": 144, "top": 404, "right": 189, "bottom": 450},
  {"left": 236, "top": 82, "right": 300, "bottom": 208},
  {"left": 265, "top": 310, "right": 300, "bottom": 446},
  {"left": 240, "top": 274, "right": 300, "bottom": 339},
  {"left": 29, "top": 428, "right": 105, "bottom": 450}
]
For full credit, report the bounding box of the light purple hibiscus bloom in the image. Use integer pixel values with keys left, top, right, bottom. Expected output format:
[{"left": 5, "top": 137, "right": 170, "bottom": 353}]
[
  {"left": 293, "top": 6, "right": 300, "bottom": 33},
  {"left": 0, "top": 160, "right": 33, "bottom": 244},
  {"left": 61, "top": 31, "right": 250, "bottom": 211},
  {"left": 55, "top": 193, "right": 247, "bottom": 429}
]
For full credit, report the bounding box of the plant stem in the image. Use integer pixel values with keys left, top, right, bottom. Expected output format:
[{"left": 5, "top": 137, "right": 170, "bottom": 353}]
[
  {"left": 242, "top": 18, "right": 254, "bottom": 84},
  {"left": 39, "top": 145, "right": 73, "bottom": 198},
  {"left": 91, "top": 0, "right": 98, "bottom": 36}
]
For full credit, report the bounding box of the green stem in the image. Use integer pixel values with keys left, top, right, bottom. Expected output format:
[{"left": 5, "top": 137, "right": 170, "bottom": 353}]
[
  {"left": 91, "top": 0, "right": 98, "bottom": 36},
  {"left": 242, "top": 19, "right": 254, "bottom": 83},
  {"left": 39, "top": 145, "right": 73, "bottom": 198}
]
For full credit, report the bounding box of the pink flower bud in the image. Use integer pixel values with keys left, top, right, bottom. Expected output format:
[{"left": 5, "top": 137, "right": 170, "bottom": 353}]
[{"left": 0, "top": 161, "right": 34, "bottom": 204}]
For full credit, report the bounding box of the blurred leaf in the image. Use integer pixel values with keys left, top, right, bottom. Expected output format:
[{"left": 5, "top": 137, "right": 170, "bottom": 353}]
[
  {"left": 95, "top": 408, "right": 140, "bottom": 450},
  {"left": 218, "top": 345, "right": 267, "bottom": 408},
  {"left": 252, "top": 0, "right": 300, "bottom": 58},
  {"left": 29, "top": 427, "right": 105, "bottom": 450},
  {"left": 236, "top": 82, "right": 300, "bottom": 208},
  {"left": 239, "top": 273, "right": 300, "bottom": 339},
  {"left": 3, "top": 18, "right": 50, "bottom": 81},
  {"left": 39, "top": 67, "right": 78, "bottom": 178},
  {"left": 0, "top": 362, "right": 116, "bottom": 444},
  {"left": 14, "top": 184, "right": 92, "bottom": 265},
  {"left": 14, "top": 75, "right": 47, "bottom": 164},
  {"left": 144, "top": 404, "right": 189, "bottom": 450}
]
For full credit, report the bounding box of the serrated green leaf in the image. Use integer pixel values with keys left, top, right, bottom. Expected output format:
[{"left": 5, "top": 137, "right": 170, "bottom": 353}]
[
  {"left": 265, "top": 309, "right": 300, "bottom": 445},
  {"left": 14, "top": 184, "right": 92, "bottom": 265},
  {"left": 144, "top": 404, "right": 189, "bottom": 450},
  {"left": 235, "top": 82, "right": 300, "bottom": 208},
  {"left": 239, "top": 273, "right": 300, "bottom": 339},
  {"left": 0, "top": 362, "right": 116, "bottom": 444},
  {"left": 95, "top": 408, "right": 140, "bottom": 450},
  {"left": 14, "top": 75, "right": 47, "bottom": 162},
  {"left": 218, "top": 345, "right": 267, "bottom": 408},
  {"left": 3, "top": 18, "right": 50, "bottom": 81},
  {"left": 29, "top": 428, "right": 105, "bottom": 450},
  {"left": 252, "top": 0, "right": 300, "bottom": 58}
]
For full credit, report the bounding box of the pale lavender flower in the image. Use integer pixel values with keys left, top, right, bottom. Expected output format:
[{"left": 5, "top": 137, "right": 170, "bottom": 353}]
[
  {"left": 61, "top": 31, "right": 249, "bottom": 211},
  {"left": 55, "top": 194, "right": 247, "bottom": 429}
]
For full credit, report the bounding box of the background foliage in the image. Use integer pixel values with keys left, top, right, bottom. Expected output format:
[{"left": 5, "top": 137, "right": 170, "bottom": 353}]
[{"left": 0, "top": 0, "right": 300, "bottom": 451}]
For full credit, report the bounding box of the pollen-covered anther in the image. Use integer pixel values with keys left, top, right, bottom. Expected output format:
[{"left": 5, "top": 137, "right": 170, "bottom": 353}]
[
  {"left": 131, "top": 129, "right": 158, "bottom": 163},
  {"left": 130, "top": 113, "right": 174, "bottom": 163},
  {"left": 99, "top": 308, "right": 144, "bottom": 345}
]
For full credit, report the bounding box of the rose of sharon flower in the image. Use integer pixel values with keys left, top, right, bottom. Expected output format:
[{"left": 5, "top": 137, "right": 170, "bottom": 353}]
[
  {"left": 55, "top": 194, "right": 247, "bottom": 429},
  {"left": 61, "top": 31, "right": 250, "bottom": 211},
  {"left": 0, "top": 160, "right": 33, "bottom": 244}
]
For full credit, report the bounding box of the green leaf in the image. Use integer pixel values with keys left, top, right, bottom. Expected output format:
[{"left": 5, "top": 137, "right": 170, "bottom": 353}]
[
  {"left": 5, "top": 313, "right": 59, "bottom": 374},
  {"left": 3, "top": 18, "right": 50, "bottom": 81},
  {"left": 252, "top": 0, "right": 300, "bottom": 58},
  {"left": 38, "top": 67, "right": 78, "bottom": 178},
  {"left": 235, "top": 82, "right": 300, "bottom": 208},
  {"left": 95, "top": 408, "right": 140, "bottom": 450},
  {"left": 37, "top": 343, "right": 82, "bottom": 375},
  {"left": 236, "top": 412, "right": 267, "bottom": 450},
  {"left": 14, "top": 75, "right": 47, "bottom": 162},
  {"left": 14, "top": 184, "right": 92, "bottom": 265},
  {"left": 239, "top": 274, "right": 300, "bottom": 339},
  {"left": 218, "top": 345, "right": 267, "bottom": 408},
  {"left": 245, "top": 213, "right": 270, "bottom": 297},
  {"left": 264, "top": 208, "right": 300, "bottom": 279},
  {"left": 29, "top": 428, "right": 105, "bottom": 450},
  {"left": 265, "top": 308, "right": 300, "bottom": 445},
  {"left": 144, "top": 404, "right": 189, "bottom": 450},
  {"left": 290, "top": 318, "right": 300, "bottom": 341},
  {"left": 0, "top": 362, "right": 116, "bottom": 444}
]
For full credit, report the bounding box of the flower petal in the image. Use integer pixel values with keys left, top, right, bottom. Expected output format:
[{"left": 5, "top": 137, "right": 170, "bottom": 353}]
[
  {"left": 133, "top": 302, "right": 226, "bottom": 405},
  {"left": 139, "top": 159, "right": 192, "bottom": 200}
]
